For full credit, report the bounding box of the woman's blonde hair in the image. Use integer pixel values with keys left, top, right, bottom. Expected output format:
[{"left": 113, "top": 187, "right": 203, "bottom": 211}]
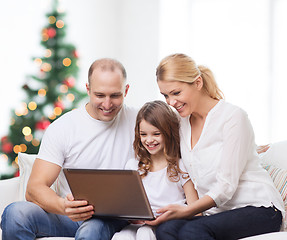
[{"left": 156, "top": 53, "right": 224, "bottom": 100}]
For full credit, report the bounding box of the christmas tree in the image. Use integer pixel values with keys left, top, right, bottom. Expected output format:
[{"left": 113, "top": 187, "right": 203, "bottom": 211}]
[{"left": 0, "top": 0, "right": 86, "bottom": 179}]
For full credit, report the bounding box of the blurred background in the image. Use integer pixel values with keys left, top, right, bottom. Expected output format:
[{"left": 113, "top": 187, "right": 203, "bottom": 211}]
[{"left": 0, "top": 0, "right": 286, "bottom": 152}]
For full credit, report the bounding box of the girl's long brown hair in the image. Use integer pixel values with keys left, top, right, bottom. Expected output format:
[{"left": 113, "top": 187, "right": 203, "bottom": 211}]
[{"left": 133, "top": 100, "right": 187, "bottom": 182}]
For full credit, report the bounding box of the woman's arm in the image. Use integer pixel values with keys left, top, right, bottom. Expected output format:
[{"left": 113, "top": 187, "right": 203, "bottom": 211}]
[{"left": 145, "top": 195, "right": 215, "bottom": 226}]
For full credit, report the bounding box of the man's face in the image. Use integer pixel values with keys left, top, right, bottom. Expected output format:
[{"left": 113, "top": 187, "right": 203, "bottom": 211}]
[{"left": 86, "top": 68, "right": 129, "bottom": 121}]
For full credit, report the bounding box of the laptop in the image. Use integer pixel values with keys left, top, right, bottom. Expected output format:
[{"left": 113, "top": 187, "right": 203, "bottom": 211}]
[{"left": 63, "top": 168, "right": 155, "bottom": 220}]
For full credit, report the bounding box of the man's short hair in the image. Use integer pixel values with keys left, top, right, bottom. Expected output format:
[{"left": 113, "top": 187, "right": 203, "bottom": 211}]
[{"left": 88, "top": 58, "right": 127, "bottom": 84}]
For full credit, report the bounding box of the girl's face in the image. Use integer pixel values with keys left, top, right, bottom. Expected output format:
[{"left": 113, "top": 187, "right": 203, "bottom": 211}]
[
  {"left": 139, "top": 119, "right": 164, "bottom": 157},
  {"left": 157, "top": 80, "right": 200, "bottom": 118}
]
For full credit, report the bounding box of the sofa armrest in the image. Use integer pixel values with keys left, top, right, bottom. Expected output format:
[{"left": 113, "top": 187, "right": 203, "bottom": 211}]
[{"left": 0, "top": 176, "right": 20, "bottom": 216}]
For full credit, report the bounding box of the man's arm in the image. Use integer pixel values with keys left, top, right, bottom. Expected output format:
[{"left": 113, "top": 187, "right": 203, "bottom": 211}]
[{"left": 26, "top": 158, "right": 94, "bottom": 221}]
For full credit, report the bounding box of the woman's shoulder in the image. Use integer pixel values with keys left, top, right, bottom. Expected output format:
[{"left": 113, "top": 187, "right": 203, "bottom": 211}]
[{"left": 219, "top": 100, "right": 248, "bottom": 118}]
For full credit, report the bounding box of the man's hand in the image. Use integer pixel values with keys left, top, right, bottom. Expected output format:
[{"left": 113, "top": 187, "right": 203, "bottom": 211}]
[{"left": 64, "top": 194, "right": 94, "bottom": 222}]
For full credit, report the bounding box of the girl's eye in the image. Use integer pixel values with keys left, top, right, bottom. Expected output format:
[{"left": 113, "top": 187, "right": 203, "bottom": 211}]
[
  {"left": 140, "top": 133, "right": 146, "bottom": 136},
  {"left": 154, "top": 133, "right": 161, "bottom": 136},
  {"left": 174, "top": 91, "right": 180, "bottom": 96}
]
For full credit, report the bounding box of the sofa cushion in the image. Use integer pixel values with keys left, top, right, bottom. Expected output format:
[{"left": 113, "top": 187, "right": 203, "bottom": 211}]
[
  {"left": 18, "top": 152, "right": 57, "bottom": 200},
  {"left": 261, "top": 163, "right": 287, "bottom": 230},
  {"left": 260, "top": 141, "right": 287, "bottom": 169},
  {"left": 262, "top": 164, "right": 287, "bottom": 209}
]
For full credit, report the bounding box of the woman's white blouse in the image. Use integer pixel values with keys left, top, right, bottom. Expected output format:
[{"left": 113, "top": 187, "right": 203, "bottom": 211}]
[{"left": 180, "top": 100, "right": 285, "bottom": 216}]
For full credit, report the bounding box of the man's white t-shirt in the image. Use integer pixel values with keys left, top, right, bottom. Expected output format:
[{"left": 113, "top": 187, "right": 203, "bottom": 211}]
[
  {"left": 125, "top": 158, "right": 190, "bottom": 214},
  {"left": 37, "top": 104, "right": 138, "bottom": 198}
]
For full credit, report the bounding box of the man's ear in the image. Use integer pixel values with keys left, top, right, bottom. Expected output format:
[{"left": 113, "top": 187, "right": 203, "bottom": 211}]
[
  {"left": 124, "top": 84, "right": 130, "bottom": 97},
  {"left": 86, "top": 83, "right": 90, "bottom": 96},
  {"left": 194, "top": 76, "right": 203, "bottom": 90}
]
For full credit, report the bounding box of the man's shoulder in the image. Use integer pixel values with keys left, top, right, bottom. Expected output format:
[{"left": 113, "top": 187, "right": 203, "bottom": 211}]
[
  {"left": 122, "top": 104, "right": 139, "bottom": 115},
  {"left": 46, "top": 106, "right": 83, "bottom": 130},
  {"left": 119, "top": 105, "right": 139, "bottom": 121}
]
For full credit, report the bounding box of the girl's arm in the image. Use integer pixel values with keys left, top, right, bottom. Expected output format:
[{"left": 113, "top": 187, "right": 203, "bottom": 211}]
[
  {"left": 183, "top": 179, "right": 199, "bottom": 205},
  {"left": 183, "top": 179, "right": 202, "bottom": 216}
]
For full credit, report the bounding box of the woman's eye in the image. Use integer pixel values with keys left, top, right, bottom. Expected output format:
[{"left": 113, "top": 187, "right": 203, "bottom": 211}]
[
  {"left": 174, "top": 91, "right": 180, "bottom": 96},
  {"left": 162, "top": 94, "right": 168, "bottom": 99}
]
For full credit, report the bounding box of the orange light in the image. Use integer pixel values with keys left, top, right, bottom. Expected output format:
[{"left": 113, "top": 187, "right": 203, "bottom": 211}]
[
  {"left": 49, "top": 114, "right": 56, "bottom": 120},
  {"left": 32, "top": 139, "right": 40, "bottom": 147},
  {"left": 67, "top": 93, "right": 75, "bottom": 102},
  {"left": 41, "top": 63, "right": 52, "bottom": 72},
  {"left": 34, "top": 58, "right": 42, "bottom": 65},
  {"left": 25, "top": 134, "right": 33, "bottom": 142},
  {"left": 28, "top": 101, "right": 37, "bottom": 111},
  {"left": 45, "top": 49, "right": 52, "bottom": 58},
  {"left": 54, "top": 107, "right": 62, "bottom": 116},
  {"left": 63, "top": 58, "right": 71, "bottom": 67},
  {"left": 56, "top": 20, "right": 64, "bottom": 28},
  {"left": 48, "top": 16, "right": 56, "bottom": 24},
  {"left": 60, "top": 84, "right": 68, "bottom": 93},
  {"left": 13, "top": 145, "right": 22, "bottom": 154},
  {"left": 38, "top": 89, "right": 47, "bottom": 97},
  {"left": 20, "top": 144, "right": 27, "bottom": 152}
]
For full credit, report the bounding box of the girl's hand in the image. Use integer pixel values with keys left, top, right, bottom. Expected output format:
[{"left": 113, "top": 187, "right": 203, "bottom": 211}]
[
  {"left": 64, "top": 193, "right": 94, "bottom": 222},
  {"left": 145, "top": 204, "right": 190, "bottom": 226}
]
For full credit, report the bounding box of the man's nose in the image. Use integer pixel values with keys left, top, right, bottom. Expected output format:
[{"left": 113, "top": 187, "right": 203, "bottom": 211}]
[{"left": 102, "top": 97, "right": 112, "bottom": 109}]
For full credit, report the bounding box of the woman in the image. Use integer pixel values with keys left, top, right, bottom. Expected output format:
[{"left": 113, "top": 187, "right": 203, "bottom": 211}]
[{"left": 146, "top": 53, "right": 285, "bottom": 240}]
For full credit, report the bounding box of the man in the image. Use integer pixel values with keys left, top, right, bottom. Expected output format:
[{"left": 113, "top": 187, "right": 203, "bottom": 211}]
[{"left": 1, "top": 58, "right": 138, "bottom": 240}]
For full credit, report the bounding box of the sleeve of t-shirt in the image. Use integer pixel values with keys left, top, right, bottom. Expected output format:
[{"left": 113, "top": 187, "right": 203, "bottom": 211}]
[
  {"left": 124, "top": 158, "right": 139, "bottom": 170},
  {"left": 37, "top": 117, "right": 68, "bottom": 167},
  {"left": 179, "top": 159, "right": 191, "bottom": 186},
  {"left": 205, "top": 108, "right": 254, "bottom": 207}
]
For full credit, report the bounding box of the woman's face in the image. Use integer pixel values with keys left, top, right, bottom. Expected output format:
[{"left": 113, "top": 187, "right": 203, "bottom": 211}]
[{"left": 157, "top": 80, "right": 200, "bottom": 117}]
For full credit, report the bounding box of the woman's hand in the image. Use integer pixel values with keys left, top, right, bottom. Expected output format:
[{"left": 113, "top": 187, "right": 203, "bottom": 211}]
[
  {"left": 64, "top": 193, "right": 94, "bottom": 222},
  {"left": 145, "top": 204, "right": 191, "bottom": 226},
  {"left": 256, "top": 144, "right": 270, "bottom": 154}
]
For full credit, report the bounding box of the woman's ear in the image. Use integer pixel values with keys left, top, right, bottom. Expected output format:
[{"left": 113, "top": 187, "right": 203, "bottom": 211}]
[{"left": 194, "top": 76, "right": 203, "bottom": 90}]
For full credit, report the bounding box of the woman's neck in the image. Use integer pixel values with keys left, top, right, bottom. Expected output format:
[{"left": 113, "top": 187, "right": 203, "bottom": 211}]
[{"left": 192, "top": 96, "right": 219, "bottom": 120}]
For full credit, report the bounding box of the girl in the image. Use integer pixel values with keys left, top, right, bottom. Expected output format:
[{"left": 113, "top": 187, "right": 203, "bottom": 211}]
[{"left": 112, "top": 100, "right": 199, "bottom": 240}]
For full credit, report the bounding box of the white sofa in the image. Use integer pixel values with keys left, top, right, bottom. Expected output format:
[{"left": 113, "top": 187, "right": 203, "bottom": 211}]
[{"left": 1, "top": 141, "right": 287, "bottom": 240}]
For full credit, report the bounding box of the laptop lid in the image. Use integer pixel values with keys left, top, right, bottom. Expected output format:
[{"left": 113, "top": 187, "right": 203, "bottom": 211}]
[{"left": 63, "top": 168, "right": 155, "bottom": 220}]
